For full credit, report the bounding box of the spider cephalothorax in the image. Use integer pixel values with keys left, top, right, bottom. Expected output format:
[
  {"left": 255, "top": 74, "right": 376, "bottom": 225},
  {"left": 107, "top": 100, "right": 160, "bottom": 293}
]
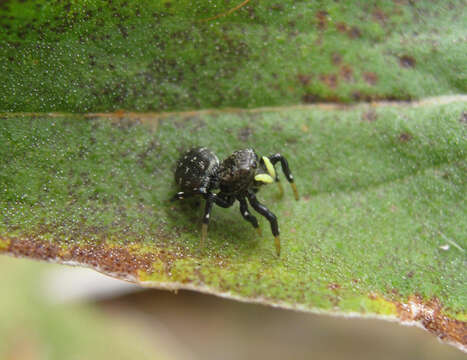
[
  {"left": 172, "top": 147, "right": 299, "bottom": 256},
  {"left": 218, "top": 149, "right": 258, "bottom": 194}
]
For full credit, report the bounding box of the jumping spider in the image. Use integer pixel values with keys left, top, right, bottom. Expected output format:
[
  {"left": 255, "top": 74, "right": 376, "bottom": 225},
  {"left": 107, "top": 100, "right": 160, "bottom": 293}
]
[{"left": 171, "top": 147, "right": 299, "bottom": 256}]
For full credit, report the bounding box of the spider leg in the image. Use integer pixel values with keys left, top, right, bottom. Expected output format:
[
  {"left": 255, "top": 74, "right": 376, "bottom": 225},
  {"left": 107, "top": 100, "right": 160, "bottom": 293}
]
[
  {"left": 238, "top": 197, "right": 262, "bottom": 236},
  {"left": 201, "top": 197, "right": 213, "bottom": 246},
  {"left": 199, "top": 192, "right": 235, "bottom": 245},
  {"left": 247, "top": 190, "right": 280, "bottom": 256},
  {"left": 170, "top": 191, "right": 192, "bottom": 201},
  {"left": 275, "top": 176, "right": 284, "bottom": 198},
  {"left": 171, "top": 187, "right": 209, "bottom": 201},
  {"left": 171, "top": 186, "right": 215, "bottom": 202},
  {"left": 268, "top": 153, "right": 299, "bottom": 200},
  {"left": 209, "top": 192, "right": 236, "bottom": 208}
]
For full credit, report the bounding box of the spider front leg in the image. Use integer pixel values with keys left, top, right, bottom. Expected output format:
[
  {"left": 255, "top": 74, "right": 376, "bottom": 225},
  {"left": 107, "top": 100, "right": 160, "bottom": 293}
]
[
  {"left": 200, "top": 192, "right": 235, "bottom": 245},
  {"left": 247, "top": 190, "right": 280, "bottom": 256},
  {"left": 170, "top": 191, "right": 190, "bottom": 201},
  {"left": 201, "top": 198, "right": 213, "bottom": 246},
  {"left": 268, "top": 153, "right": 299, "bottom": 201},
  {"left": 238, "top": 197, "right": 262, "bottom": 236}
]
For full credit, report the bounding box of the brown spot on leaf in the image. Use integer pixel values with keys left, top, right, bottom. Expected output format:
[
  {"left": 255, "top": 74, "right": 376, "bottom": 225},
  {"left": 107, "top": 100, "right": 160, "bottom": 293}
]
[
  {"left": 372, "top": 8, "right": 388, "bottom": 25},
  {"left": 363, "top": 72, "right": 379, "bottom": 85},
  {"left": 340, "top": 65, "right": 354, "bottom": 82},
  {"left": 3, "top": 236, "right": 180, "bottom": 278},
  {"left": 352, "top": 91, "right": 365, "bottom": 101},
  {"left": 302, "top": 93, "right": 341, "bottom": 103},
  {"left": 396, "top": 295, "right": 467, "bottom": 346},
  {"left": 336, "top": 22, "right": 348, "bottom": 33},
  {"left": 315, "top": 10, "right": 328, "bottom": 30},
  {"left": 352, "top": 92, "right": 407, "bottom": 102},
  {"left": 347, "top": 26, "right": 362, "bottom": 39},
  {"left": 319, "top": 74, "right": 338, "bottom": 89},
  {"left": 64, "top": 244, "right": 157, "bottom": 276},
  {"left": 399, "top": 132, "right": 413, "bottom": 142},
  {"left": 7, "top": 237, "right": 60, "bottom": 261},
  {"left": 302, "top": 93, "right": 320, "bottom": 103},
  {"left": 399, "top": 55, "right": 416, "bottom": 68},
  {"left": 297, "top": 73, "right": 312, "bottom": 86}
]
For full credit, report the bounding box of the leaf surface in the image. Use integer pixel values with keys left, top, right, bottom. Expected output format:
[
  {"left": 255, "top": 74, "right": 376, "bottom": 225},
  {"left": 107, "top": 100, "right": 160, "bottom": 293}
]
[{"left": 1, "top": 100, "right": 466, "bottom": 348}]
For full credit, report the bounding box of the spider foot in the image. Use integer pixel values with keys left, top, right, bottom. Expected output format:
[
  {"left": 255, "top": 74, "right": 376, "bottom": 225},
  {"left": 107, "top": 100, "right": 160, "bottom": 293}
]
[
  {"left": 276, "top": 181, "right": 284, "bottom": 198},
  {"left": 201, "top": 223, "right": 208, "bottom": 246},
  {"left": 290, "top": 183, "right": 299, "bottom": 201},
  {"left": 256, "top": 227, "right": 262, "bottom": 237},
  {"left": 274, "top": 235, "right": 281, "bottom": 257}
]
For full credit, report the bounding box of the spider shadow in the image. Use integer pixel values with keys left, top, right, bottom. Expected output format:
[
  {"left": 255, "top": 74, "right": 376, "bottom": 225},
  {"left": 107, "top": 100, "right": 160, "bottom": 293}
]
[{"left": 166, "top": 194, "right": 260, "bottom": 254}]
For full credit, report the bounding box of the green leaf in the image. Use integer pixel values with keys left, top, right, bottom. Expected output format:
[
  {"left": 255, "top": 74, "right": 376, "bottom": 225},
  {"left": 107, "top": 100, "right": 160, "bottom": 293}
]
[
  {"left": 1, "top": 0, "right": 466, "bottom": 112},
  {"left": 1, "top": 100, "right": 466, "bottom": 349}
]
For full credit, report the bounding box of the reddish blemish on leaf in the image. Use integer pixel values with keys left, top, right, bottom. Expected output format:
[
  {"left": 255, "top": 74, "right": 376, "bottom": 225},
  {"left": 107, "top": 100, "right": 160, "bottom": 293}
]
[
  {"left": 340, "top": 65, "right": 354, "bottom": 82},
  {"left": 399, "top": 132, "right": 413, "bottom": 142},
  {"left": 335, "top": 22, "right": 348, "bottom": 33},
  {"left": 2, "top": 237, "right": 167, "bottom": 278},
  {"left": 315, "top": 10, "right": 328, "bottom": 30},
  {"left": 65, "top": 245, "right": 157, "bottom": 277},
  {"left": 302, "top": 93, "right": 320, "bottom": 103},
  {"left": 396, "top": 296, "right": 467, "bottom": 347},
  {"left": 297, "top": 74, "right": 312, "bottom": 86},
  {"left": 319, "top": 74, "right": 338, "bottom": 89},
  {"left": 372, "top": 8, "right": 388, "bottom": 26},
  {"left": 399, "top": 55, "right": 416, "bottom": 68},
  {"left": 347, "top": 26, "right": 362, "bottom": 39},
  {"left": 7, "top": 237, "right": 60, "bottom": 261},
  {"left": 363, "top": 72, "right": 379, "bottom": 85}
]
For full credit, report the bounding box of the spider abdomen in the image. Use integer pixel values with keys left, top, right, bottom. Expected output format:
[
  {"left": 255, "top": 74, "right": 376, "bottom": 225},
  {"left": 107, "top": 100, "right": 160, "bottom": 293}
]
[{"left": 175, "top": 147, "right": 219, "bottom": 193}]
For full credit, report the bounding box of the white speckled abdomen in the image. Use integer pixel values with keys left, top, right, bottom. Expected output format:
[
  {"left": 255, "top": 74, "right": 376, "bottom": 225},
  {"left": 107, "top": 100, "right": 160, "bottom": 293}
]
[{"left": 174, "top": 147, "right": 219, "bottom": 193}]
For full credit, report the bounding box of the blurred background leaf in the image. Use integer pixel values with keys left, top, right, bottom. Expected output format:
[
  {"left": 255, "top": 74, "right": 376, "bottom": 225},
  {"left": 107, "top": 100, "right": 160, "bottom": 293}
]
[
  {"left": 0, "top": 256, "right": 178, "bottom": 360},
  {"left": 0, "top": 0, "right": 466, "bottom": 112},
  {"left": 1, "top": 256, "right": 465, "bottom": 360}
]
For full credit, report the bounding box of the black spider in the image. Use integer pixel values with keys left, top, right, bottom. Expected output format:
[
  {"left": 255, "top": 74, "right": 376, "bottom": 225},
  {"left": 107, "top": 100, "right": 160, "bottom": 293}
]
[{"left": 171, "top": 147, "right": 299, "bottom": 256}]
